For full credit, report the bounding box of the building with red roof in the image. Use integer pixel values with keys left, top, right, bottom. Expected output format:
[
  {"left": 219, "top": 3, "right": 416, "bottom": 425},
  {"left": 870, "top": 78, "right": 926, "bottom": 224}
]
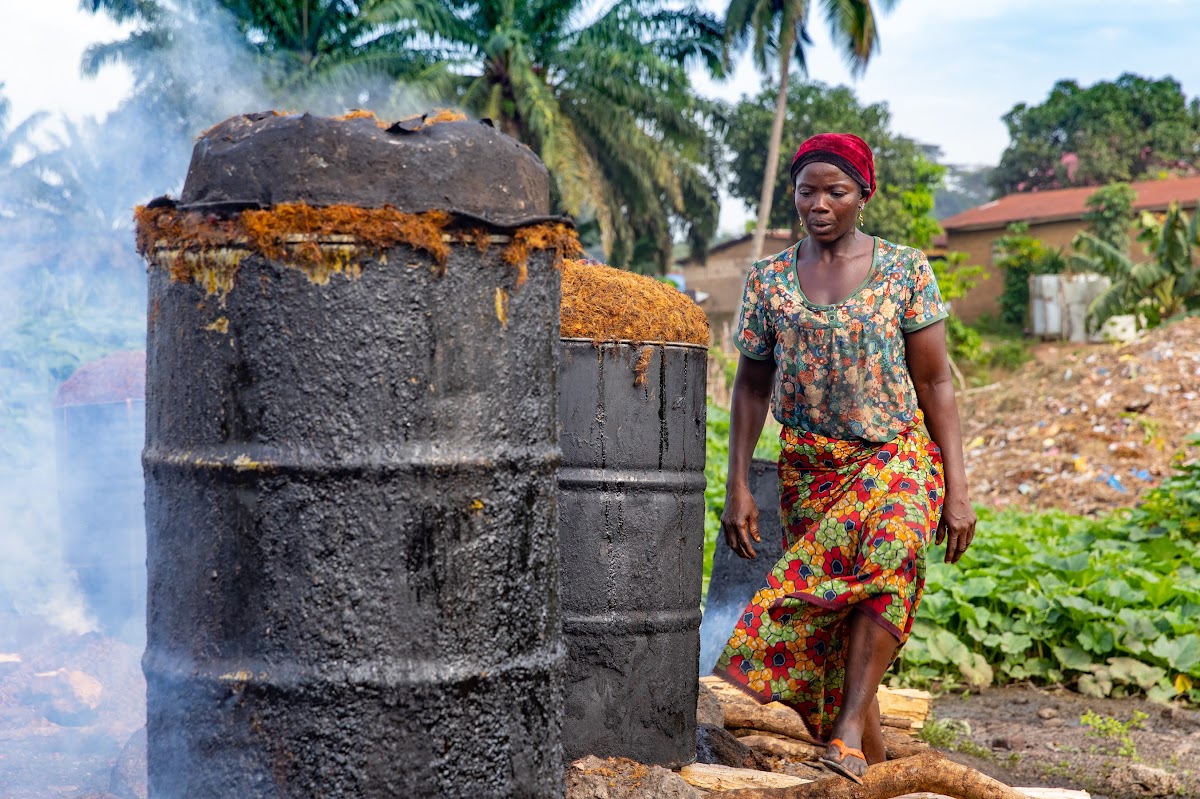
[{"left": 943, "top": 175, "right": 1200, "bottom": 321}]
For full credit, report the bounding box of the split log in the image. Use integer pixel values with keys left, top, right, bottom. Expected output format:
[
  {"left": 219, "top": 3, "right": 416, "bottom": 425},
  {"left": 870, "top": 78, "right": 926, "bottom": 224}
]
[
  {"left": 882, "top": 727, "right": 930, "bottom": 760},
  {"left": 892, "top": 787, "right": 1089, "bottom": 791},
  {"left": 703, "top": 677, "right": 924, "bottom": 744},
  {"left": 732, "top": 725, "right": 926, "bottom": 763},
  {"left": 737, "top": 734, "right": 825, "bottom": 761},
  {"left": 712, "top": 751, "right": 1028, "bottom": 799},
  {"left": 697, "top": 723, "right": 772, "bottom": 771},
  {"left": 877, "top": 687, "right": 931, "bottom": 730},
  {"left": 701, "top": 679, "right": 822, "bottom": 745},
  {"left": 678, "top": 764, "right": 812, "bottom": 791}
]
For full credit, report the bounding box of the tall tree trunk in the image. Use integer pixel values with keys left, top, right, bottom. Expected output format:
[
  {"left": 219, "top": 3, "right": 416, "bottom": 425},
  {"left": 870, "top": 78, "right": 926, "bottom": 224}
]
[{"left": 750, "top": 21, "right": 795, "bottom": 261}]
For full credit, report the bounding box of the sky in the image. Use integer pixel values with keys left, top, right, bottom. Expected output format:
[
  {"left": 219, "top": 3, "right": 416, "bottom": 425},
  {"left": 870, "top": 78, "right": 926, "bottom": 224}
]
[{"left": 2, "top": 0, "right": 1199, "bottom": 226}]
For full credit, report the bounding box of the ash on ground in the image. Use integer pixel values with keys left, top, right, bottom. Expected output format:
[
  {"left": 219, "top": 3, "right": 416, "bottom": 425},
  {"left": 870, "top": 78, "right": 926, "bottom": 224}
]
[{"left": 0, "top": 626, "right": 145, "bottom": 799}]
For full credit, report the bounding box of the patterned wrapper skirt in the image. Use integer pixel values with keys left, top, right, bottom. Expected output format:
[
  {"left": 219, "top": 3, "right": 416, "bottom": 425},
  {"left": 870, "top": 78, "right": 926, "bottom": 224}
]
[{"left": 713, "top": 419, "right": 944, "bottom": 741}]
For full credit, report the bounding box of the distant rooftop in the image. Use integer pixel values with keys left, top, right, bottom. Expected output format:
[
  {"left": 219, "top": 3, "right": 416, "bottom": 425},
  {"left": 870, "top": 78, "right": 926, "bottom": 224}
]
[{"left": 941, "top": 174, "right": 1200, "bottom": 232}]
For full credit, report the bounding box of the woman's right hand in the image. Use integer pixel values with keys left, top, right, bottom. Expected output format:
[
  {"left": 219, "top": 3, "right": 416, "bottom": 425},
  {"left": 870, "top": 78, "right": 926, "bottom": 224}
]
[{"left": 721, "top": 483, "right": 761, "bottom": 559}]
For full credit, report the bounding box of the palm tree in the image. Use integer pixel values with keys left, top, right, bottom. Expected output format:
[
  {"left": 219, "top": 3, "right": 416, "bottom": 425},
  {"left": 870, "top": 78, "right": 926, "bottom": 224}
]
[
  {"left": 412, "top": 0, "right": 725, "bottom": 268},
  {"left": 81, "top": 1, "right": 448, "bottom": 113},
  {"left": 725, "top": 0, "right": 898, "bottom": 260},
  {"left": 82, "top": 0, "right": 726, "bottom": 270},
  {"left": 1073, "top": 203, "right": 1200, "bottom": 328}
]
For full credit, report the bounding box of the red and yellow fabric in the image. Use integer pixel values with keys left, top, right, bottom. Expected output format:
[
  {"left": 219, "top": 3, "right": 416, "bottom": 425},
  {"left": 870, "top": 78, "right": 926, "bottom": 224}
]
[{"left": 713, "top": 416, "right": 944, "bottom": 741}]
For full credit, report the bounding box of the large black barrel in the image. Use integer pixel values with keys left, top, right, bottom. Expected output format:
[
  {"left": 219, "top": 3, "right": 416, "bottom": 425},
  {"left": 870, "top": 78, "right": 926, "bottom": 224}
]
[
  {"left": 141, "top": 113, "right": 564, "bottom": 798},
  {"left": 558, "top": 340, "right": 707, "bottom": 767},
  {"left": 698, "top": 459, "right": 782, "bottom": 675},
  {"left": 53, "top": 351, "right": 147, "bottom": 642}
]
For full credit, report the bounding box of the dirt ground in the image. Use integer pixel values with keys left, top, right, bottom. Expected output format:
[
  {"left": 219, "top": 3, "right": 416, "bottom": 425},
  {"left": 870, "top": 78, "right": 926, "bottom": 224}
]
[
  {"left": 930, "top": 684, "right": 1200, "bottom": 798},
  {"left": 960, "top": 318, "right": 1200, "bottom": 516}
]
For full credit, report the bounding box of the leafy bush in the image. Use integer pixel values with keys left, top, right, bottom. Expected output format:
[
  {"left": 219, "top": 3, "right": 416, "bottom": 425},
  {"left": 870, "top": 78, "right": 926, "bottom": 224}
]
[
  {"left": 897, "top": 505, "right": 1200, "bottom": 703},
  {"left": 994, "top": 223, "right": 1067, "bottom": 326},
  {"left": 981, "top": 338, "right": 1032, "bottom": 371},
  {"left": 1123, "top": 451, "right": 1200, "bottom": 542}
]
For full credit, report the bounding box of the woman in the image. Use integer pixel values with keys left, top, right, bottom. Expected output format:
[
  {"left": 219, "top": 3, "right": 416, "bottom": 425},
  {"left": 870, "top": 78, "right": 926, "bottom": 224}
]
[{"left": 713, "top": 133, "right": 976, "bottom": 784}]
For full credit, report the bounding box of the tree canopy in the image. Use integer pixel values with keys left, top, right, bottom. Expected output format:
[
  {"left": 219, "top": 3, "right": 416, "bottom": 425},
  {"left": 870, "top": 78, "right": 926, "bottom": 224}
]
[
  {"left": 994, "top": 73, "right": 1200, "bottom": 195},
  {"left": 723, "top": 80, "right": 943, "bottom": 249},
  {"left": 415, "top": 0, "right": 726, "bottom": 270},
  {"left": 82, "top": 0, "right": 726, "bottom": 271},
  {"left": 722, "top": 0, "right": 898, "bottom": 259}
]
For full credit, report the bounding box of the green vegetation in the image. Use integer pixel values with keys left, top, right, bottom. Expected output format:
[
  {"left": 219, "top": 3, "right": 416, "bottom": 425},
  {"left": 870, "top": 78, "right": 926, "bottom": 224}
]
[
  {"left": 898, "top": 498, "right": 1200, "bottom": 702},
  {"left": 994, "top": 73, "right": 1200, "bottom": 195},
  {"left": 917, "top": 717, "right": 992, "bottom": 759},
  {"left": 1080, "top": 709, "right": 1147, "bottom": 759},
  {"left": 1080, "top": 183, "right": 1138, "bottom": 254},
  {"left": 84, "top": 0, "right": 726, "bottom": 272},
  {"left": 993, "top": 222, "right": 1068, "bottom": 327},
  {"left": 1074, "top": 200, "right": 1200, "bottom": 329},
  {"left": 929, "top": 251, "right": 987, "bottom": 371}
]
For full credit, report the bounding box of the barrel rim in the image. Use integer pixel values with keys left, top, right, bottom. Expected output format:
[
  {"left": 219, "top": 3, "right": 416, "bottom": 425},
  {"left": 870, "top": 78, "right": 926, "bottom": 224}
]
[
  {"left": 54, "top": 397, "right": 147, "bottom": 410},
  {"left": 560, "top": 337, "right": 708, "bottom": 352}
]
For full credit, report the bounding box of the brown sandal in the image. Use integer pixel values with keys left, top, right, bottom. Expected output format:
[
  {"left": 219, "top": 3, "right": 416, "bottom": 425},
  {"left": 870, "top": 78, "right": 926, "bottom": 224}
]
[{"left": 818, "top": 737, "right": 867, "bottom": 784}]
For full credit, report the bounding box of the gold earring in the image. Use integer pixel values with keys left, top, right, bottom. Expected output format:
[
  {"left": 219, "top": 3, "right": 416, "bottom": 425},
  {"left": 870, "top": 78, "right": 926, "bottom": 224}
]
[{"left": 858, "top": 207, "right": 865, "bottom": 226}]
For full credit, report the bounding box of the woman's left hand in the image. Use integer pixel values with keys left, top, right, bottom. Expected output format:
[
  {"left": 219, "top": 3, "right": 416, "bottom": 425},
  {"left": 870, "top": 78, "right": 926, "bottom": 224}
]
[{"left": 936, "top": 492, "right": 976, "bottom": 565}]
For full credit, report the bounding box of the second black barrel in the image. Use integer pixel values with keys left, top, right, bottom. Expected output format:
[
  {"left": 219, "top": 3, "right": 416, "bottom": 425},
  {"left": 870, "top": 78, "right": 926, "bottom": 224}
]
[{"left": 558, "top": 338, "right": 707, "bottom": 767}]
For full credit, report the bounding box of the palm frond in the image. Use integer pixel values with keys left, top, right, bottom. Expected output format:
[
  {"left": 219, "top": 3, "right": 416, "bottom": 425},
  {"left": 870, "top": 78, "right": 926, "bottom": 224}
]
[{"left": 819, "top": 0, "right": 880, "bottom": 75}]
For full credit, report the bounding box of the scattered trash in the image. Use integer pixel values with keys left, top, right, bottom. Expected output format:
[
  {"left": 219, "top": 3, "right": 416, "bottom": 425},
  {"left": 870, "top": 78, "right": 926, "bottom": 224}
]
[{"left": 961, "top": 318, "right": 1200, "bottom": 515}]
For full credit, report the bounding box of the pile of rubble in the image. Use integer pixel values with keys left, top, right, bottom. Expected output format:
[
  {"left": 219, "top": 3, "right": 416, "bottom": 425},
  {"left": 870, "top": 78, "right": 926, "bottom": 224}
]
[{"left": 959, "top": 318, "right": 1200, "bottom": 516}]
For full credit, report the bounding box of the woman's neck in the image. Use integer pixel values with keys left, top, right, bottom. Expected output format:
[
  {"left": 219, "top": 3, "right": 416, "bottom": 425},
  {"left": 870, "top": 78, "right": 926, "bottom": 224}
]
[{"left": 801, "top": 228, "right": 868, "bottom": 263}]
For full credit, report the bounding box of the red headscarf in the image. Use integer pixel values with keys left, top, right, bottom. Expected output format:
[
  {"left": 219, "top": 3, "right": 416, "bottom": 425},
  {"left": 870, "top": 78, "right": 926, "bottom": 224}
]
[{"left": 790, "top": 133, "right": 876, "bottom": 201}]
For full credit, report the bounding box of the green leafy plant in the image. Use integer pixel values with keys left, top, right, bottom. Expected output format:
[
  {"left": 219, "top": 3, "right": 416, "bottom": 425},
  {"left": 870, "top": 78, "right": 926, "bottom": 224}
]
[
  {"left": 1081, "top": 709, "right": 1147, "bottom": 758},
  {"left": 917, "top": 717, "right": 962, "bottom": 748},
  {"left": 1073, "top": 201, "right": 1200, "bottom": 329},
  {"left": 993, "top": 223, "right": 1067, "bottom": 327},
  {"left": 1080, "top": 183, "right": 1137, "bottom": 253},
  {"left": 895, "top": 499, "right": 1200, "bottom": 701},
  {"left": 917, "top": 717, "right": 991, "bottom": 759},
  {"left": 1121, "top": 434, "right": 1200, "bottom": 541}
]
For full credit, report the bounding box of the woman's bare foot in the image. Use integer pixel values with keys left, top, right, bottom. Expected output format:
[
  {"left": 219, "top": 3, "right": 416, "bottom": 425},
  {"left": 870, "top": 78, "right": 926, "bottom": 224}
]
[{"left": 820, "top": 736, "right": 868, "bottom": 782}]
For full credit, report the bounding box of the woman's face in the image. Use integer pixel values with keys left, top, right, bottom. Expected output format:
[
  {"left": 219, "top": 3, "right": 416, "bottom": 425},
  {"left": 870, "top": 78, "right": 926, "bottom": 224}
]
[{"left": 793, "top": 162, "right": 864, "bottom": 243}]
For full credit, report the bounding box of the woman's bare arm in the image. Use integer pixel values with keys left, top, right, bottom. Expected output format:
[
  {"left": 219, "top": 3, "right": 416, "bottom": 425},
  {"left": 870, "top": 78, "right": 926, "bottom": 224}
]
[
  {"left": 722, "top": 355, "right": 776, "bottom": 559},
  {"left": 905, "top": 320, "right": 976, "bottom": 564}
]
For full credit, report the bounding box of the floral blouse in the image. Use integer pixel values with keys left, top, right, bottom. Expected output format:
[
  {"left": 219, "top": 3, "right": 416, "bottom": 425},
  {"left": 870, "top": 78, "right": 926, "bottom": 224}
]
[{"left": 735, "top": 237, "right": 947, "bottom": 443}]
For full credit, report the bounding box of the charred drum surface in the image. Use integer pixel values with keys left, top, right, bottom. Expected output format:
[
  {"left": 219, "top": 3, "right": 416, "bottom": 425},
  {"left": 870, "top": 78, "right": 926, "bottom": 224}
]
[
  {"left": 142, "top": 113, "right": 564, "bottom": 799},
  {"left": 557, "top": 341, "right": 706, "bottom": 767}
]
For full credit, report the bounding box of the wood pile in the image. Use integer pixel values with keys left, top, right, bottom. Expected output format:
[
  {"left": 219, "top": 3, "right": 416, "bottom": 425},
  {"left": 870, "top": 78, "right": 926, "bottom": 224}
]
[{"left": 676, "top": 677, "right": 1090, "bottom": 799}]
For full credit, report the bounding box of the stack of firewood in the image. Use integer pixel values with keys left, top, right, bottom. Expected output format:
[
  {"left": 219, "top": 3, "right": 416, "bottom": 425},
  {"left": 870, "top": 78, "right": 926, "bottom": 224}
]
[{"left": 679, "top": 677, "right": 1090, "bottom": 799}]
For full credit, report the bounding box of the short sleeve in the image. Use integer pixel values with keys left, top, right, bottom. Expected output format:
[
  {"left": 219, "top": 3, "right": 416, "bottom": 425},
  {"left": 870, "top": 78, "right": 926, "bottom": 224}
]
[
  {"left": 734, "top": 260, "right": 776, "bottom": 360},
  {"left": 902, "top": 253, "right": 949, "bottom": 333}
]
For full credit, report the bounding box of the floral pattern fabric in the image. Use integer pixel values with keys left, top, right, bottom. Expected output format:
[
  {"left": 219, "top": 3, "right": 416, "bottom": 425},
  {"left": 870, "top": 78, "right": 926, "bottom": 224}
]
[
  {"left": 714, "top": 420, "right": 944, "bottom": 741},
  {"left": 735, "top": 237, "right": 947, "bottom": 443}
]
